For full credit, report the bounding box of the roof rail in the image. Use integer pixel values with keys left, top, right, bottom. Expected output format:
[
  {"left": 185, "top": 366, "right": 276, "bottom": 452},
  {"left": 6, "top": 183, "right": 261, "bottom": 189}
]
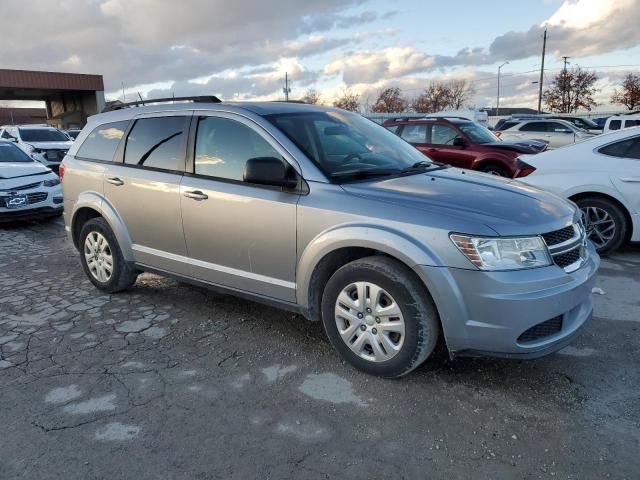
[
  {"left": 389, "top": 116, "right": 472, "bottom": 122},
  {"left": 103, "top": 95, "right": 222, "bottom": 112}
]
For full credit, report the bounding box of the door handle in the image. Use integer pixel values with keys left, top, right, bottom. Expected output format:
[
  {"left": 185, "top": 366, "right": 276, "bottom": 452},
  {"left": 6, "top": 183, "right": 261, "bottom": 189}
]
[
  {"left": 183, "top": 190, "right": 208, "bottom": 201},
  {"left": 619, "top": 177, "right": 640, "bottom": 183},
  {"left": 106, "top": 177, "right": 124, "bottom": 186}
]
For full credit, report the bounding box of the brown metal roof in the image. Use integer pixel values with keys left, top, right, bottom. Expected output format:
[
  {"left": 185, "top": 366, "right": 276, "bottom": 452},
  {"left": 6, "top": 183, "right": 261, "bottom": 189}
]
[{"left": 0, "top": 69, "right": 103, "bottom": 91}]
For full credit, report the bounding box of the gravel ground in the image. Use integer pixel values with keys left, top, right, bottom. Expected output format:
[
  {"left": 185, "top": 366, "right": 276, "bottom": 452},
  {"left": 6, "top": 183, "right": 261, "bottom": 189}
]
[{"left": 1, "top": 217, "right": 638, "bottom": 479}]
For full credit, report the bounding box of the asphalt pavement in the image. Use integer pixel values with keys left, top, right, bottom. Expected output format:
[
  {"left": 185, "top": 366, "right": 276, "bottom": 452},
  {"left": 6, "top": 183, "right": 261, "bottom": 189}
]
[{"left": 1, "top": 218, "right": 638, "bottom": 479}]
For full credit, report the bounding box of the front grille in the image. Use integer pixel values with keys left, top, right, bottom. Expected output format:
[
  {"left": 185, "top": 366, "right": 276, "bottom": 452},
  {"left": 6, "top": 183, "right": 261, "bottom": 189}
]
[
  {"left": 26, "top": 192, "right": 48, "bottom": 205},
  {"left": 553, "top": 248, "right": 581, "bottom": 268},
  {"left": 0, "top": 181, "right": 42, "bottom": 192},
  {"left": 542, "top": 225, "right": 575, "bottom": 246},
  {"left": 518, "top": 316, "right": 563, "bottom": 343}
]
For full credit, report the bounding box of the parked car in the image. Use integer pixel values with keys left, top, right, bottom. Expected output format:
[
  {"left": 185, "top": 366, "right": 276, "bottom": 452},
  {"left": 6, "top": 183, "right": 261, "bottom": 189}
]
[
  {"left": 495, "top": 115, "right": 602, "bottom": 133},
  {"left": 0, "top": 125, "right": 73, "bottom": 173},
  {"left": 0, "top": 140, "right": 63, "bottom": 222},
  {"left": 519, "top": 127, "right": 640, "bottom": 253},
  {"left": 65, "top": 129, "right": 82, "bottom": 140},
  {"left": 591, "top": 117, "right": 609, "bottom": 128},
  {"left": 497, "top": 119, "right": 596, "bottom": 149},
  {"left": 382, "top": 117, "right": 545, "bottom": 177},
  {"left": 603, "top": 115, "right": 640, "bottom": 133},
  {"left": 61, "top": 99, "right": 598, "bottom": 377}
]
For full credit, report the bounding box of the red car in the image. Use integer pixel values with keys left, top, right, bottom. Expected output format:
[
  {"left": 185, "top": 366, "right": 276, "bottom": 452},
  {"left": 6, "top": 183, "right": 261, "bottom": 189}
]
[{"left": 382, "top": 117, "right": 544, "bottom": 178}]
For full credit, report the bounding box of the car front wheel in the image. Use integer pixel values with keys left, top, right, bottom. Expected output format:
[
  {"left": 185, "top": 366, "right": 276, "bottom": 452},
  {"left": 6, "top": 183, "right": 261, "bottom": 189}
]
[{"left": 321, "top": 256, "right": 440, "bottom": 378}]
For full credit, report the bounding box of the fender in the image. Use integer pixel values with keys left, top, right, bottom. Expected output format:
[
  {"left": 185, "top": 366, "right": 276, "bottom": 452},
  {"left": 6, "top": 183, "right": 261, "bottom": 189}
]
[
  {"left": 296, "top": 223, "right": 444, "bottom": 308},
  {"left": 562, "top": 183, "right": 634, "bottom": 212},
  {"left": 70, "top": 191, "right": 135, "bottom": 262},
  {"left": 472, "top": 152, "right": 514, "bottom": 172}
]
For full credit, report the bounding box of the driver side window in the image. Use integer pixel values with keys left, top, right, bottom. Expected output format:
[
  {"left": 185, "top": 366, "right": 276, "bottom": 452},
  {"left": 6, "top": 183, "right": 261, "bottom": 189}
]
[{"left": 430, "top": 124, "right": 460, "bottom": 145}]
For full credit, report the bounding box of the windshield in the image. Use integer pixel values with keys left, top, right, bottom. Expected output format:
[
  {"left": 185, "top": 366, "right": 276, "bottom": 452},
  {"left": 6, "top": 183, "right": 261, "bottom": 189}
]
[
  {"left": 266, "top": 111, "right": 433, "bottom": 180},
  {"left": 457, "top": 122, "right": 500, "bottom": 144},
  {"left": 0, "top": 142, "right": 33, "bottom": 163},
  {"left": 19, "top": 128, "right": 69, "bottom": 142}
]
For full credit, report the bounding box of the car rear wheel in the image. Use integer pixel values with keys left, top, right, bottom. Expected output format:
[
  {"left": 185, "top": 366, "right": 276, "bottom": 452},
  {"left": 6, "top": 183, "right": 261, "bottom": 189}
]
[
  {"left": 576, "top": 197, "right": 627, "bottom": 254},
  {"left": 79, "top": 217, "right": 138, "bottom": 293},
  {"left": 321, "top": 256, "right": 440, "bottom": 378}
]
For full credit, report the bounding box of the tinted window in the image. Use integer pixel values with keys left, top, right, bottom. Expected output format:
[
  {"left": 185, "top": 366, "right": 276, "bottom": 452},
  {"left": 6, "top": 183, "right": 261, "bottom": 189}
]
[
  {"left": 519, "top": 122, "right": 548, "bottom": 132},
  {"left": 19, "top": 128, "right": 69, "bottom": 142},
  {"left": 498, "top": 121, "right": 519, "bottom": 131},
  {"left": 385, "top": 125, "right": 399, "bottom": 134},
  {"left": 1, "top": 130, "right": 14, "bottom": 139},
  {"left": 598, "top": 137, "right": 640, "bottom": 159},
  {"left": 194, "top": 117, "right": 281, "bottom": 181},
  {"left": 124, "top": 117, "right": 187, "bottom": 171},
  {"left": 624, "top": 120, "right": 640, "bottom": 128},
  {"left": 548, "top": 122, "right": 572, "bottom": 133},
  {"left": 400, "top": 124, "right": 427, "bottom": 143},
  {"left": 77, "top": 121, "right": 129, "bottom": 162},
  {"left": 431, "top": 124, "right": 460, "bottom": 145},
  {"left": 609, "top": 120, "right": 622, "bottom": 131},
  {"left": 0, "top": 142, "right": 33, "bottom": 163}
]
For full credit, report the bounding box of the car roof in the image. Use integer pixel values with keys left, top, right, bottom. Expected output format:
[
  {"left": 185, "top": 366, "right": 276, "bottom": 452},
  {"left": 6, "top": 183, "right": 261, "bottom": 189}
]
[{"left": 90, "top": 101, "right": 342, "bottom": 125}]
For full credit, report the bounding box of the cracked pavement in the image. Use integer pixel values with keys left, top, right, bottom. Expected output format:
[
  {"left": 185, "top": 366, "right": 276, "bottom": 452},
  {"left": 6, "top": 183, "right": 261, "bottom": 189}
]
[{"left": 1, "top": 218, "right": 639, "bottom": 479}]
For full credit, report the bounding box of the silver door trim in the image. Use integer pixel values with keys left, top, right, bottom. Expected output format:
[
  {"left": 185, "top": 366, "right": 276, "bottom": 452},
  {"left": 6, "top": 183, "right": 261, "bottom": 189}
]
[{"left": 131, "top": 244, "right": 297, "bottom": 291}]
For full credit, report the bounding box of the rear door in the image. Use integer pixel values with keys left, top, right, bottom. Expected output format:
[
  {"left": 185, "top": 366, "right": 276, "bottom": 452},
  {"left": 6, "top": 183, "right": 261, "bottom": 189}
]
[
  {"left": 398, "top": 123, "right": 429, "bottom": 156},
  {"left": 102, "top": 112, "right": 191, "bottom": 275},
  {"left": 545, "top": 121, "right": 576, "bottom": 148},
  {"left": 599, "top": 135, "right": 640, "bottom": 214}
]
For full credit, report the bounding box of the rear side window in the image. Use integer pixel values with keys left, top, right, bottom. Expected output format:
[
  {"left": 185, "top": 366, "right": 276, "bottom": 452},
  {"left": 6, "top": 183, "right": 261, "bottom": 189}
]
[
  {"left": 548, "top": 122, "right": 572, "bottom": 133},
  {"left": 598, "top": 137, "right": 640, "bottom": 159},
  {"left": 77, "top": 121, "right": 129, "bottom": 162},
  {"left": 608, "top": 120, "right": 622, "bottom": 131},
  {"left": 498, "top": 121, "right": 519, "bottom": 131},
  {"left": 124, "top": 116, "right": 187, "bottom": 171},
  {"left": 194, "top": 116, "right": 281, "bottom": 181},
  {"left": 400, "top": 124, "right": 427, "bottom": 143},
  {"left": 519, "top": 122, "right": 548, "bottom": 132},
  {"left": 624, "top": 120, "right": 640, "bottom": 128}
]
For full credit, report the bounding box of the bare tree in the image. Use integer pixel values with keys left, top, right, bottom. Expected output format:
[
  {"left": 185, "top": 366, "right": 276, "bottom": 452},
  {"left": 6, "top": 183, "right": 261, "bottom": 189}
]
[
  {"left": 412, "top": 82, "right": 451, "bottom": 112},
  {"left": 301, "top": 88, "right": 322, "bottom": 105},
  {"left": 611, "top": 73, "right": 640, "bottom": 110},
  {"left": 333, "top": 89, "right": 360, "bottom": 112},
  {"left": 371, "top": 87, "right": 408, "bottom": 113},
  {"left": 543, "top": 67, "right": 599, "bottom": 113},
  {"left": 447, "top": 80, "right": 474, "bottom": 110}
]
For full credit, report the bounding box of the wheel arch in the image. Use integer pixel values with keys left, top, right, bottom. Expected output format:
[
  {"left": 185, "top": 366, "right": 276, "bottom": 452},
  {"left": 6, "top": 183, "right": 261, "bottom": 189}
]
[
  {"left": 297, "top": 224, "right": 442, "bottom": 321},
  {"left": 569, "top": 191, "right": 634, "bottom": 242},
  {"left": 70, "top": 192, "right": 135, "bottom": 262}
]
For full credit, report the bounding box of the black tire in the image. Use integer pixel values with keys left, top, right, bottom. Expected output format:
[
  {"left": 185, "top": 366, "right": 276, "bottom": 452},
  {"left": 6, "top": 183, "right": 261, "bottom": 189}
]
[
  {"left": 575, "top": 196, "right": 627, "bottom": 255},
  {"left": 79, "top": 217, "right": 138, "bottom": 293},
  {"left": 321, "top": 256, "right": 440, "bottom": 378},
  {"left": 479, "top": 163, "right": 509, "bottom": 177}
]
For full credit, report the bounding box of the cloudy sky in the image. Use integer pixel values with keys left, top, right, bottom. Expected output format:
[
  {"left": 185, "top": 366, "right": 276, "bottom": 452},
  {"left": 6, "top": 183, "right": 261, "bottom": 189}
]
[{"left": 3, "top": 0, "right": 640, "bottom": 111}]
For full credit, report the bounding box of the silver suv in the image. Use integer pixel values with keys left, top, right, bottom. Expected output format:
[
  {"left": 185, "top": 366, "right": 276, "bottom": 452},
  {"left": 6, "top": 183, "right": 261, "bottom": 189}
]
[{"left": 61, "top": 99, "right": 599, "bottom": 377}]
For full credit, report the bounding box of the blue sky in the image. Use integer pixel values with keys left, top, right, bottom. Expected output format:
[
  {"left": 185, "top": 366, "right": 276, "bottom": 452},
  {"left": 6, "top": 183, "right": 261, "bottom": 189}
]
[{"left": 3, "top": 0, "right": 640, "bottom": 111}]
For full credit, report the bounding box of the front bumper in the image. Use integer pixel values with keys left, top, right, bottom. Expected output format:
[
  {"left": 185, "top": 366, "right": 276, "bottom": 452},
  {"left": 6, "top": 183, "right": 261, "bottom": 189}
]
[
  {"left": 0, "top": 188, "right": 64, "bottom": 223},
  {"left": 415, "top": 242, "right": 600, "bottom": 358}
]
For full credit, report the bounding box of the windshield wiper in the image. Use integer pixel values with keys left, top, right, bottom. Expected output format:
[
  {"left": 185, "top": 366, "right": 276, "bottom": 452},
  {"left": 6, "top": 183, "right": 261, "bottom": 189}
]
[
  {"left": 329, "top": 168, "right": 400, "bottom": 180},
  {"left": 399, "top": 161, "right": 448, "bottom": 174}
]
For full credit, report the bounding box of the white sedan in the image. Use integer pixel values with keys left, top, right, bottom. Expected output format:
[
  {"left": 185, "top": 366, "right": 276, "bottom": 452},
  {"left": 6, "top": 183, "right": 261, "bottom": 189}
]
[{"left": 518, "top": 127, "right": 640, "bottom": 253}]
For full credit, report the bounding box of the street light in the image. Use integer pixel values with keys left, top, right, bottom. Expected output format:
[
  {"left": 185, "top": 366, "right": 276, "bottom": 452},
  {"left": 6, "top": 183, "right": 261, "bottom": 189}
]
[{"left": 496, "top": 61, "right": 509, "bottom": 118}]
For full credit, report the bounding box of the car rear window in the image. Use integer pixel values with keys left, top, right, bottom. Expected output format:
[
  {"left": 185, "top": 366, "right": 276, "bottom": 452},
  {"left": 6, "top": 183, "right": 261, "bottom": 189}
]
[
  {"left": 76, "top": 121, "right": 129, "bottom": 162},
  {"left": 19, "top": 128, "right": 69, "bottom": 142}
]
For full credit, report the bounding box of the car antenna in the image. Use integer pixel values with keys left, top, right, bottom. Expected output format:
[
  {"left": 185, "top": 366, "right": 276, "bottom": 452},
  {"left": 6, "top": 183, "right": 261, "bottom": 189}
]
[{"left": 137, "top": 92, "right": 145, "bottom": 105}]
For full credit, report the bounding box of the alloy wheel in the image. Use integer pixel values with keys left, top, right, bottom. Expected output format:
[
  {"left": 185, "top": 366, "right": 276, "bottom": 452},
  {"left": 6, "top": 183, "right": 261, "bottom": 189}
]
[
  {"left": 581, "top": 206, "right": 616, "bottom": 249},
  {"left": 334, "top": 281, "right": 405, "bottom": 362},
  {"left": 84, "top": 231, "right": 113, "bottom": 283}
]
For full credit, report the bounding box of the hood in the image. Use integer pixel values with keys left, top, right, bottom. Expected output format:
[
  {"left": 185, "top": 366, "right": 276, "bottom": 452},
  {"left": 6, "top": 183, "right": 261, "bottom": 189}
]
[
  {"left": 481, "top": 140, "right": 548, "bottom": 154},
  {"left": 27, "top": 141, "right": 73, "bottom": 149},
  {"left": 341, "top": 167, "right": 577, "bottom": 236},
  {"left": 0, "top": 162, "right": 52, "bottom": 180}
]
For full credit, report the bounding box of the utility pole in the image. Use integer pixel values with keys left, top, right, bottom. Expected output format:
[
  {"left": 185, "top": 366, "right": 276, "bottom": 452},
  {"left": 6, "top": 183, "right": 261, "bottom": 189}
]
[
  {"left": 283, "top": 72, "right": 291, "bottom": 101},
  {"left": 121, "top": 82, "right": 126, "bottom": 103},
  {"left": 496, "top": 61, "right": 509, "bottom": 117},
  {"left": 537, "top": 27, "right": 547, "bottom": 113},
  {"left": 561, "top": 56, "right": 571, "bottom": 113}
]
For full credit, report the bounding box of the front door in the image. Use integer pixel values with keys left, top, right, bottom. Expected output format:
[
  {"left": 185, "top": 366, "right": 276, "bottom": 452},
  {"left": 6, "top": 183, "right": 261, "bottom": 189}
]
[
  {"left": 424, "top": 123, "right": 475, "bottom": 168},
  {"left": 180, "top": 113, "right": 299, "bottom": 302},
  {"left": 103, "top": 113, "right": 191, "bottom": 275}
]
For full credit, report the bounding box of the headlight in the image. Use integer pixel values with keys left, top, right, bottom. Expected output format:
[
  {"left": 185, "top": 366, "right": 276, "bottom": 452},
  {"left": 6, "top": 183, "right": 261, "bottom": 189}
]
[
  {"left": 43, "top": 178, "right": 60, "bottom": 187},
  {"left": 450, "top": 234, "right": 552, "bottom": 270}
]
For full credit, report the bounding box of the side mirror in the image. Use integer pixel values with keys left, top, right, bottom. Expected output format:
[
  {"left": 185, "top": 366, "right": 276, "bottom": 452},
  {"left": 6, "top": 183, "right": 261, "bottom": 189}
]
[
  {"left": 452, "top": 137, "right": 467, "bottom": 147},
  {"left": 243, "top": 157, "right": 298, "bottom": 189}
]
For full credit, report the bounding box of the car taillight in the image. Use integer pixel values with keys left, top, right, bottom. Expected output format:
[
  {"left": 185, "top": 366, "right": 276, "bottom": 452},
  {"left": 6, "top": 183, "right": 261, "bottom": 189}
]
[
  {"left": 514, "top": 158, "right": 536, "bottom": 178},
  {"left": 58, "top": 162, "right": 65, "bottom": 180}
]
